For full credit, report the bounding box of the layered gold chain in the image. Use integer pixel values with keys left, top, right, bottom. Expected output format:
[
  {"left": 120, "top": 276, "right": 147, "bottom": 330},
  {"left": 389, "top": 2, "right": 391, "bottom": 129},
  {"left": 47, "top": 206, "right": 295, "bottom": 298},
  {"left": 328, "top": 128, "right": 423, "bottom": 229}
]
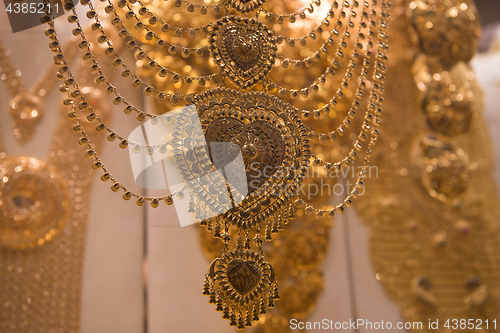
[{"left": 39, "top": 0, "right": 391, "bottom": 329}]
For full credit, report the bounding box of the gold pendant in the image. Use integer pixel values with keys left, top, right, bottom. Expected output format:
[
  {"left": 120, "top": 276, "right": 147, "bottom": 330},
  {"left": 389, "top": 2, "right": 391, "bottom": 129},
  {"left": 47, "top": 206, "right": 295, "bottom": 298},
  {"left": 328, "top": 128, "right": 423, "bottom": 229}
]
[
  {"left": 205, "top": 249, "right": 277, "bottom": 329},
  {"left": 210, "top": 17, "right": 277, "bottom": 89},
  {"left": 9, "top": 95, "right": 45, "bottom": 145},
  {"left": 172, "top": 88, "right": 310, "bottom": 326},
  {"left": 0, "top": 156, "right": 69, "bottom": 249}
]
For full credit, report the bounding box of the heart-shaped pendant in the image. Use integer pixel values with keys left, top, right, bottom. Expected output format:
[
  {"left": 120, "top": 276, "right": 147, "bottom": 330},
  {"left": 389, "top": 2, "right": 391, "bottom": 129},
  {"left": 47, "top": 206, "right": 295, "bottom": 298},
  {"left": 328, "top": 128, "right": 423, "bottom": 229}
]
[
  {"left": 209, "top": 249, "right": 275, "bottom": 303},
  {"left": 172, "top": 89, "right": 310, "bottom": 229},
  {"left": 209, "top": 16, "right": 277, "bottom": 89},
  {"left": 227, "top": 259, "right": 261, "bottom": 295},
  {"left": 204, "top": 249, "right": 277, "bottom": 329}
]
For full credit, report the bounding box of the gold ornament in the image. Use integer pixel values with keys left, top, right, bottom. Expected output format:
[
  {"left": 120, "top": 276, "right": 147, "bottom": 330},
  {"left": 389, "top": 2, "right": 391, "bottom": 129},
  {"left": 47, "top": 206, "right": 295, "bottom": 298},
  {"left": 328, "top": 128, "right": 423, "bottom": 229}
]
[
  {"left": 40, "top": 0, "right": 391, "bottom": 328},
  {"left": 0, "top": 34, "right": 78, "bottom": 144},
  {"left": 408, "top": 0, "right": 480, "bottom": 66},
  {"left": 210, "top": 17, "right": 277, "bottom": 88},
  {"left": 0, "top": 27, "right": 117, "bottom": 332},
  {"left": 225, "top": 0, "right": 267, "bottom": 13},
  {"left": 352, "top": 0, "right": 500, "bottom": 330},
  {"left": 174, "top": 89, "right": 310, "bottom": 228},
  {"left": 0, "top": 156, "right": 70, "bottom": 249},
  {"left": 418, "top": 134, "right": 473, "bottom": 203},
  {"left": 0, "top": 84, "right": 111, "bottom": 333},
  {"left": 205, "top": 249, "right": 277, "bottom": 329}
]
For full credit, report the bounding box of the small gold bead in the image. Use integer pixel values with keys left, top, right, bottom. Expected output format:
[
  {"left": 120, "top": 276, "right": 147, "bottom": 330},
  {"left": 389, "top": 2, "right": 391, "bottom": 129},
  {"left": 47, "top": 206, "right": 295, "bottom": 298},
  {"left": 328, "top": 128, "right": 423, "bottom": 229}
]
[
  {"left": 156, "top": 93, "right": 166, "bottom": 101},
  {"left": 122, "top": 191, "right": 132, "bottom": 200},
  {"left": 136, "top": 112, "right": 146, "bottom": 121},
  {"left": 78, "top": 137, "right": 88, "bottom": 145},
  {"left": 119, "top": 140, "right": 128, "bottom": 149},
  {"left": 78, "top": 101, "right": 88, "bottom": 110},
  {"left": 107, "top": 133, "right": 117, "bottom": 141},
  {"left": 165, "top": 196, "right": 173, "bottom": 205},
  {"left": 294, "top": 198, "right": 305, "bottom": 207},
  {"left": 95, "top": 123, "right": 105, "bottom": 132},
  {"left": 86, "top": 113, "right": 96, "bottom": 121},
  {"left": 151, "top": 198, "right": 159, "bottom": 208},
  {"left": 157, "top": 69, "right": 167, "bottom": 79},
  {"left": 92, "top": 161, "right": 102, "bottom": 170},
  {"left": 143, "top": 87, "right": 153, "bottom": 95}
]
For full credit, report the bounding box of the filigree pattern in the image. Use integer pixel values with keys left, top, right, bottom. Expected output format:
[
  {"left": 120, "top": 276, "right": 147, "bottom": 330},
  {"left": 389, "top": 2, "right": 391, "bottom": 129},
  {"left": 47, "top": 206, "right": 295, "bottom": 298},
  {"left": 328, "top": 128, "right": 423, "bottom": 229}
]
[
  {"left": 38, "top": 0, "right": 391, "bottom": 329},
  {"left": 223, "top": 0, "right": 266, "bottom": 13},
  {"left": 204, "top": 249, "right": 277, "bottom": 329},
  {"left": 209, "top": 17, "right": 277, "bottom": 89},
  {"left": 172, "top": 89, "right": 310, "bottom": 229}
]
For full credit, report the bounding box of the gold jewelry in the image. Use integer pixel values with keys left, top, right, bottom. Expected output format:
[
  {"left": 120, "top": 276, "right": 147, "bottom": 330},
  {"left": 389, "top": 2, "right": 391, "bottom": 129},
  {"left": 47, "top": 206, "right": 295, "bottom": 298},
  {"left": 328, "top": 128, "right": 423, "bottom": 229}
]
[
  {"left": 0, "top": 33, "right": 78, "bottom": 144},
  {"left": 0, "top": 35, "right": 114, "bottom": 332},
  {"left": 353, "top": 0, "right": 500, "bottom": 328},
  {"left": 41, "top": 0, "right": 391, "bottom": 328}
]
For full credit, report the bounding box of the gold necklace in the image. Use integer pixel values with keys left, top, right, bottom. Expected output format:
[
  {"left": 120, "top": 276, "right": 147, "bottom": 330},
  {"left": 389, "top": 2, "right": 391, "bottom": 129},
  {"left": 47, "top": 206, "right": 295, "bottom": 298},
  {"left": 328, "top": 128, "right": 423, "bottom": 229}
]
[
  {"left": 138, "top": 1, "right": 365, "bottom": 329},
  {"left": 0, "top": 33, "right": 78, "bottom": 144},
  {"left": 0, "top": 36, "right": 113, "bottom": 332},
  {"left": 40, "top": 0, "right": 391, "bottom": 328}
]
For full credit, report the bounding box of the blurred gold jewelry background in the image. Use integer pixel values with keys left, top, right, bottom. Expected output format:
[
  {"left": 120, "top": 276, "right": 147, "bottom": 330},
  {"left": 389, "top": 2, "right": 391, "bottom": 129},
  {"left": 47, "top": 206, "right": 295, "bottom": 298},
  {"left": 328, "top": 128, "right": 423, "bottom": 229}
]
[
  {"left": 351, "top": 0, "right": 500, "bottom": 331},
  {"left": 0, "top": 34, "right": 117, "bottom": 332}
]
